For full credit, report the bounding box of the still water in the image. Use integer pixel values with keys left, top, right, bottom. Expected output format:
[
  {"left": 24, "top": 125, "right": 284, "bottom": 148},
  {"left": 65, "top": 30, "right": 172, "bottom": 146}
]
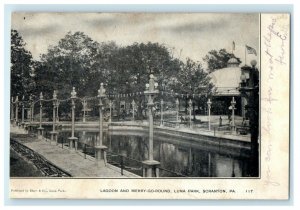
[{"left": 44, "top": 128, "right": 251, "bottom": 177}]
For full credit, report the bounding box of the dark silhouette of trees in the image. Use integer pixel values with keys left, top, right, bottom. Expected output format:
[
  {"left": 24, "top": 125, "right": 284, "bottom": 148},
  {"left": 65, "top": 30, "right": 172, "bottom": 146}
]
[
  {"left": 11, "top": 29, "right": 35, "bottom": 98},
  {"left": 11, "top": 31, "right": 214, "bottom": 118},
  {"left": 203, "top": 49, "right": 241, "bottom": 73}
]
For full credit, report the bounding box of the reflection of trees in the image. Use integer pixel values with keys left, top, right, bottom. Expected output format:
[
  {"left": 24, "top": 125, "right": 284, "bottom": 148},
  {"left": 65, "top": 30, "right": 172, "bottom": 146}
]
[
  {"left": 77, "top": 132, "right": 245, "bottom": 177},
  {"left": 159, "top": 143, "right": 181, "bottom": 175}
]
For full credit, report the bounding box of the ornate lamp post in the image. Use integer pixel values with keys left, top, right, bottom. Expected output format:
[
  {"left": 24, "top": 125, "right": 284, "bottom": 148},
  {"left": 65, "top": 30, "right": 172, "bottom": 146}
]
[
  {"left": 239, "top": 60, "right": 259, "bottom": 177},
  {"left": 131, "top": 99, "right": 136, "bottom": 121},
  {"left": 176, "top": 98, "right": 179, "bottom": 128},
  {"left": 26, "top": 95, "right": 34, "bottom": 133},
  {"left": 21, "top": 95, "right": 25, "bottom": 128},
  {"left": 188, "top": 99, "right": 192, "bottom": 128},
  {"left": 37, "top": 92, "right": 44, "bottom": 140},
  {"left": 15, "top": 96, "right": 19, "bottom": 126},
  {"left": 160, "top": 99, "right": 164, "bottom": 126},
  {"left": 50, "top": 90, "right": 58, "bottom": 144},
  {"left": 142, "top": 74, "right": 160, "bottom": 177},
  {"left": 11, "top": 97, "right": 14, "bottom": 125},
  {"left": 29, "top": 95, "right": 33, "bottom": 123},
  {"left": 82, "top": 99, "right": 87, "bottom": 122},
  {"left": 56, "top": 101, "right": 60, "bottom": 122},
  {"left": 207, "top": 98, "right": 212, "bottom": 131},
  {"left": 95, "top": 83, "right": 107, "bottom": 161},
  {"left": 68, "top": 87, "right": 78, "bottom": 150},
  {"left": 231, "top": 97, "right": 236, "bottom": 131},
  {"left": 109, "top": 100, "right": 113, "bottom": 123}
]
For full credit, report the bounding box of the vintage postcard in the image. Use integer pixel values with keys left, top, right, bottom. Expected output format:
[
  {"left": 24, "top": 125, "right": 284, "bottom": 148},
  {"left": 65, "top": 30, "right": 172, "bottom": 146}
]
[{"left": 9, "top": 12, "right": 290, "bottom": 199}]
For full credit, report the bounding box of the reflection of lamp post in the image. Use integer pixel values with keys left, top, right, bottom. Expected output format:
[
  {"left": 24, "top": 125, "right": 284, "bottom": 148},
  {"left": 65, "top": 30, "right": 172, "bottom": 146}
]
[
  {"left": 15, "top": 96, "right": 19, "bottom": 126},
  {"left": 37, "top": 92, "right": 44, "bottom": 140},
  {"left": 207, "top": 98, "right": 212, "bottom": 131},
  {"left": 11, "top": 97, "right": 14, "bottom": 125},
  {"left": 95, "top": 83, "right": 107, "bottom": 162},
  {"left": 50, "top": 90, "right": 58, "bottom": 144},
  {"left": 160, "top": 99, "right": 164, "bottom": 126},
  {"left": 131, "top": 99, "right": 136, "bottom": 121},
  {"left": 208, "top": 152, "right": 212, "bottom": 177},
  {"left": 188, "top": 99, "right": 192, "bottom": 128},
  {"left": 176, "top": 98, "right": 179, "bottom": 127},
  {"left": 143, "top": 74, "right": 160, "bottom": 177},
  {"left": 231, "top": 97, "right": 236, "bottom": 131},
  {"left": 68, "top": 87, "right": 78, "bottom": 150}
]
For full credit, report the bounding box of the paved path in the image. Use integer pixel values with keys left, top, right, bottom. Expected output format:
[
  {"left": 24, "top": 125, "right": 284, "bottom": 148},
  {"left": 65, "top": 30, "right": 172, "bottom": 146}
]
[{"left": 10, "top": 126, "right": 139, "bottom": 178}]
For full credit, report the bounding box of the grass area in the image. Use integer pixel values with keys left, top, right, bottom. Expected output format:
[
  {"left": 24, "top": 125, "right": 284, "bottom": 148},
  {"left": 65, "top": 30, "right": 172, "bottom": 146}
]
[{"left": 10, "top": 148, "right": 44, "bottom": 177}]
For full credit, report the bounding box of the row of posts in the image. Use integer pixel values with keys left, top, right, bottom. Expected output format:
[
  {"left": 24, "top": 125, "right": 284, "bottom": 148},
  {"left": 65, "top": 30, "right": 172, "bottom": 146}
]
[
  {"left": 11, "top": 79, "right": 237, "bottom": 178},
  {"left": 11, "top": 94, "right": 237, "bottom": 134},
  {"left": 10, "top": 86, "right": 107, "bottom": 161}
]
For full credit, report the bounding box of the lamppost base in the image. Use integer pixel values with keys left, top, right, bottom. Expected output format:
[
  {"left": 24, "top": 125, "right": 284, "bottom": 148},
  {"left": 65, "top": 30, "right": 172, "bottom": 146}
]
[
  {"left": 21, "top": 122, "right": 26, "bottom": 128},
  {"left": 94, "top": 145, "right": 108, "bottom": 161},
  {"left": 27, "top": 124, "right": 34, "bottom": 133},
  {"left": 50, "top": 131, "right": 58, "bottom": 144},
  {"left": 37, "top": 127, "right": 44, "bottom": 140},
  {"left": 68, "top": 137, "right": 78, "bottom": 150},
  {"left": 142, "top": 160, "right": 160, "bottom": 178}
]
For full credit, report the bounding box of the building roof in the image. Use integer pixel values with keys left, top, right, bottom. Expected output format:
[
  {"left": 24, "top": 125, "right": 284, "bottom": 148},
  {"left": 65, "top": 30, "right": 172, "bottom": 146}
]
[
  {"left": 228, "top": 57, "right": 239, "bottom": 64},
  {"left": 209, "top": 66, "right": 241, "bottom": 96}
]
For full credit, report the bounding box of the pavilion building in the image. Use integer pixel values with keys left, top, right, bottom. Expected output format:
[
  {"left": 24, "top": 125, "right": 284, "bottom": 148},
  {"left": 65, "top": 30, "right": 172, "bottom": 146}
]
[{"left": 209, "top": 57, "right": 247, "bottom": 117}]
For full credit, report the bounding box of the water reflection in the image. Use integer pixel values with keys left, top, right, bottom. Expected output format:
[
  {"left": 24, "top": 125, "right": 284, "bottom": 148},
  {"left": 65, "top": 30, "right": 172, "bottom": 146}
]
[{"left": 44, "top": 128, "right": 250, "bottom": 177}]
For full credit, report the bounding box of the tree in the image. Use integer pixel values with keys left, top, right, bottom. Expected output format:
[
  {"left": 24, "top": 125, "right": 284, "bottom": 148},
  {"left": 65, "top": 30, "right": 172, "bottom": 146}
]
[
  {"left": 108, "top": 42, "right": 181, "bottom": 93},
  {"left": 33, "top": 31, "right": 113, "bottom": 118},
  {"left": 170, "top": 58, "right": 214, "bottom": 117},
  {"left": 36, "top": 32, "right": 103, "bottom": 98},
  {"left": 11, "top": 29, "right": 35, "bottom": 98},
  {"left": 106, "top": 42, "right": 182, "bottom": 119},
  {"left": 203, "top": 49, "right": 241, "bottom": 73}
]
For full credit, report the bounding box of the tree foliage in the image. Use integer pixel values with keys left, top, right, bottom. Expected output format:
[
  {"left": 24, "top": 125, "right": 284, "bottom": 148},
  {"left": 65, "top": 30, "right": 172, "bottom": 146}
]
[
  {"left": 11, "top": 30, "right": 215, "bottom": 118},
  {"left": 203, "top": 49, "right": 241, "bottom": 73},
  {"left": 171, "top": 58, "right": 212, "bottom": 94},
  {"left": 11, "top": 29, "right": 35, "bottom": 98},
  {"left": 170, "top": 58, "right": 214, "bottom": 114},
  {"left": 36, "top": 31, "right": 102, "bottom": 99},
  {"left": 108, "top": 42, "right": 181, "bottom": 94}
]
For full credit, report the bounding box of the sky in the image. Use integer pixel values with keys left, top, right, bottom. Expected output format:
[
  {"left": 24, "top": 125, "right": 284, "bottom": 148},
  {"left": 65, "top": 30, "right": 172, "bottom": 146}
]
[{"left": 11, "top": 13, "right": 259, "bottom": 66}]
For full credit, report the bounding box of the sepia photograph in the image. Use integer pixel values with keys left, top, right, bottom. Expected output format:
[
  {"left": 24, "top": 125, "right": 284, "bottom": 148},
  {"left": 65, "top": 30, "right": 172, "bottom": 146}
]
[
  {"left": 7, "top": 10, "right": 290, "bottom": 200},
  {"left": 10, "top": 13, "right": 260, "bottom": 178}
]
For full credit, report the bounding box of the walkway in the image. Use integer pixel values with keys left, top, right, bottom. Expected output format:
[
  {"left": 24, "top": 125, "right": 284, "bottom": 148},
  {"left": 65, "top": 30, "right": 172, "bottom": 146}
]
[{"left": 10, "top": 126, "right": 139, "bottom": 178}]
